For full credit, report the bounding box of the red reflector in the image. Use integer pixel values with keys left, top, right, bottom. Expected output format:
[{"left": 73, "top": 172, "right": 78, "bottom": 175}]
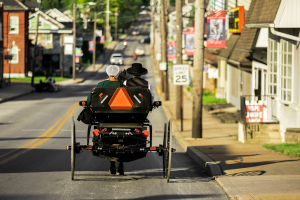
[
  {"left": 142, "top": 130, "right": 149, "bottom": 137},
  {"left": 99, "top": 93, "right": 103, "bottom": 97},
  {"left": 139, "top": 93, "right": 143, "bottom": 98},
  {"left": 156, "top": 102, "right": 159, "bottom": 105},
  {"left": 82, "top": 102, "right": 86, "bottom": 105},
  {"left": 135, "top": 129, "right": 140, "bottom": 132},
  {"left": 101, "top": 128, "right": 107, "bottom": 132},
  {"left": 87, "top": 146, "right": 92, "bottom": 150},
  {"left": 93, "top": 129, "right": 100, "bottom": 136},
  {"left": 150, "top": 147, "right": 156, "bottom": 151}
]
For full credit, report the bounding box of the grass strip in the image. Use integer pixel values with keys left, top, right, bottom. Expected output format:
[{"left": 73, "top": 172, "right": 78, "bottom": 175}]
[
  {"left": 10, "top": 76, "right": 69, "bottom": 83},
  {"left": 262, "top": 143, "right": 300, "bottom": 158}
]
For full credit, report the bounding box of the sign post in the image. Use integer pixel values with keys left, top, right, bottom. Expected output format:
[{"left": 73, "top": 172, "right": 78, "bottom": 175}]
[{"left": 4, "top": 55, "right": 13, "bottom": 86}]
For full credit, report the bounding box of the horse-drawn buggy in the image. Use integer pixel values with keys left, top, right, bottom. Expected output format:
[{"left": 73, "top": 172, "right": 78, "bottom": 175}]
[{"left": 66, "top": 87, "right": 176, "bottom": 182}]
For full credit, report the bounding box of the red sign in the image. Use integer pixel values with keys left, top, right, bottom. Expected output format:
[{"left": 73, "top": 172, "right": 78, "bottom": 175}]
[
  {"left": 75, "top": 56, "right": 79, "bottom": 63},
  {"left": 108, "top": 88, "right": 133, "bottom": 110},
  {"left": 245, "top": 101, "right": 263, "bottom": 123},
  {"left": 167, "top": 41, "right": 176, "bottom": 59},
  {"left": 100, "top": 35, "right": 105, "bottom": 44},
  {"left": 89, "top": 41, "right": 94, "bottom": 51},
  {"left": 184, "top": 27, "right": 195, "bottom": 55},
  {"left": 207, "top": 10, "right": 226, "bottom": 48}
]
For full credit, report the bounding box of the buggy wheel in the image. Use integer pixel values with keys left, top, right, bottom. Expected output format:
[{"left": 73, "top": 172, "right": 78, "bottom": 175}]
[
  {"left": 162, "top": 123, "right": 167, "bottom": 177},
  {"left": 166, "top": 119, "right": 172, "bottom": 182},
  {"left": 71, "top": 116, "right": 76, "bottom": 180}
]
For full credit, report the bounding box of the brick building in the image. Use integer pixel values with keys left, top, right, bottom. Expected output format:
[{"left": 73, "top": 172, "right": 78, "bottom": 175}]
[{"left": 3, "top": 0, "right": 30, "bottom": 78}]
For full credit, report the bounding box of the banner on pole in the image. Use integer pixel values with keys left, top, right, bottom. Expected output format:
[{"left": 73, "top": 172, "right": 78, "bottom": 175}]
[
  {"left": 89, "top": 41, "right": 94, "bottom": 51},
  {"left": 184, "top": 27, "right": 195, "bottom": 55},
  {"left": 167, "top": 41, "right": 176, "bottom": 59},
  {"left": 100, "top": 35, "right": 105, "bottom": 44},
  {"left": 207, "top": 10, "right": 226, "bottom": 48}
]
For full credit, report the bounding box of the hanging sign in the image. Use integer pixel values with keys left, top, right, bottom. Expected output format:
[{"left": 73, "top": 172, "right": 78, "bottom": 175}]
[
  {"left": 75, "top": 47, "right": 83, "bottom": 57},
  {"left": 207, "top": 10, "right": 226, "bottom": 48},
  {"left": 184, "top": 27, "right": 195, "bottom": 55},
  {"left": 89, "top": 41, "right": 94, "bottom": 51},
  {"left": 245, "top": 100, "right": 263, "bottom": 123},
  {"left": 100, "top": 35, "right": 105, "bottom": 44},
  {"left": 167, "top": 41, "right": 176, "bottom": 59},
  {"left": 173, "top": 64, "right": 189, "bottom": 85},
  {"left": 229, "top": 6, "right": 245, "bottom": 33}
]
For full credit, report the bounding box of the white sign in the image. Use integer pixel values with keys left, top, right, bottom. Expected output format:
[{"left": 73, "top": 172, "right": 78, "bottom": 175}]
[
  {"left": 64, "top": 35, "right": 73, "bottom": 44},
  {"left": 64, "top": 44, "right": 73, "bottom": 55},
  {"left": 160, "top": 62, "right": 167, "bottom": 70},
  {"left": 156, "top": 53, "right": 161, "bottom": 61},
  {"left": 96, "top": 30, "right": 102, "bottom": 37},
  {"left": 173, "top": 64, "right": 189, "bottom": 85}
]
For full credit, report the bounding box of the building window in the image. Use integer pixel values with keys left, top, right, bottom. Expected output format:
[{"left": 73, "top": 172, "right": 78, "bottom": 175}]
[
  {"left": 46, "top": 34, "right": 52, "bottom": 45},
  {"left": 9, "top": 16, "right": 19, "bottom": 34},
  {"left": 280, "top": 40, "right": 293, "bottom": 102},
  {"left": 10, "top": 45, "right": 18, "bottom": 63},
  {"left": 268, "top": 39, "right": 278, "bottom": 95}
]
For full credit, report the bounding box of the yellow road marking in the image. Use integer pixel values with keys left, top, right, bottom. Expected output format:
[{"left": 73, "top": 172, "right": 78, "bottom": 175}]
[
  {"left": 143, "top": 22, "right": 148, "bottom": 31},
  {"left": 156, "top": 86, "right": 162, "bottom": 94},
  {"left": 0, "top": 101, "right": 80, "bottom": 163}
]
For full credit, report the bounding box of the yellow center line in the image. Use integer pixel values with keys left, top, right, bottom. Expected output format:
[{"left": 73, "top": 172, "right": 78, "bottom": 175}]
[
  {"left": 143, "top": 22, "right": 148, "bottom": 31},
  {"left": 0, "top": 101, "right": 80, "bottom": 163}
]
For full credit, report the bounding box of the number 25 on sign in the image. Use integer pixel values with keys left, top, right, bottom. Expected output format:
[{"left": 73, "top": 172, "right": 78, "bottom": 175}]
[{"left": 173, "top": 64, "right": 190, "bottom": 85}]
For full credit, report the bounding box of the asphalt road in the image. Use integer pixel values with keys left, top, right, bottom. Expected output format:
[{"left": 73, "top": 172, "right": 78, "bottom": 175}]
[{"left": 0, "top": 13, "right": 229, "bottom": 200}]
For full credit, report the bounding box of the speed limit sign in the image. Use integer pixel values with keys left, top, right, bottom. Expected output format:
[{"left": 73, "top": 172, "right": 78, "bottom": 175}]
[{"left": 173, "top": 64, "right": 189, "bottom": 85}]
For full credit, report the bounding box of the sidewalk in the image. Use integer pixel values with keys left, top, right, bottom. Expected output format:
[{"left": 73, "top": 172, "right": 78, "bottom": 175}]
[
  {"left": 158, "top": 85, "right": 300, "bottom": 200},
  {"left": 0, "top": 39, "right": 122, "bottom": 103}
]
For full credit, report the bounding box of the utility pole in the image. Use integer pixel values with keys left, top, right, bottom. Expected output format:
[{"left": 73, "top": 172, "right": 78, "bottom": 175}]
[
  {"left": 106, "top": 0, "right": 110, "bottom": 43},
  {"left": 114, "top": 7, "right": 118, "bottom": 41},
  {"left": 175, "top": 0, "right": 183, "bottom": 131},
  {"left": 192, "top": 0, "right": 205, "bottom": 138},
  {"left": 160, "top": 0, "right": 169, "bottom": 100},
  {"left": 31, "top": 14, "right": 39, "bottom": 86},
  {"left": 93, "top": 11, "right": 96, "bottom": 71},
  {"left": 73, "top": 3, "right": 76, "bottom": 80}
]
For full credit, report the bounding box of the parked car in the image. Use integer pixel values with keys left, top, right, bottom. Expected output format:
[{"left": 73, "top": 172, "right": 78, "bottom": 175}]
[
  {"left": 135, "top": 47, "right": 145, "bottom": 56},
  {"left": 110, "top": 53, "right": 124, "bottom": 65},
  {"left": 139, "top": 36, "right": 150, "bottom": 44},
  {"left": 132, "top": 31, "right": 139, "bottom": 35}
]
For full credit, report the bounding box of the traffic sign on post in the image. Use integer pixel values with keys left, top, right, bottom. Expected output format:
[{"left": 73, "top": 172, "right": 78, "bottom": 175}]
[{"left": 173, "top": 64, "right": 189, "bottom": 85}]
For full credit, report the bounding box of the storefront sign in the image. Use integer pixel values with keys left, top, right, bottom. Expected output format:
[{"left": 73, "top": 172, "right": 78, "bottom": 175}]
[
  {"left": 167, "top": 41, "right": 176, "bottom": 59},
  {"left": 229, "top": 6, "right": 245, "bottom": 33},
  {"left": 173, "top": 64, "right": 189, "bottom": 85},
  {"left": 75, "top": 47, "right": 83, "bottom": 57},
  {"left": 245, "top": 100, "right": 263, "bottom": 123},
  {"left": 184, "top": 27, "right": 195, "bottom": 55},
  {"left": 207, "top": 10, "right": 226, "bottom": 48}
]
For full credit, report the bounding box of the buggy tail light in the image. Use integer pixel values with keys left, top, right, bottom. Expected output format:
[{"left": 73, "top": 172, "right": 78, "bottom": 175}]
[
  {"left": 101, "top": 128, "right": 107, "bottom": 132},
  {"left": 142, "top": 130, "right": 149, "bottom": 137},
  {"left": 93, "top": 129, "right": 100, "bottom": 137},
  {"left": 135, "top": 129, "right": 140, "bottom": 133}
]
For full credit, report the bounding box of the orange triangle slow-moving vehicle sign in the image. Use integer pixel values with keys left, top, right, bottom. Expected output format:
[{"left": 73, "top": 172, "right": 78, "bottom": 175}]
[{"left": 108, "top": 88, "right": 134, "bottom": 110}]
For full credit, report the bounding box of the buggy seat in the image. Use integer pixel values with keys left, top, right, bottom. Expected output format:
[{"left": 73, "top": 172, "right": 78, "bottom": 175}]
[{"left": 90, "top": 87, "right": 152, "bottom": 128}]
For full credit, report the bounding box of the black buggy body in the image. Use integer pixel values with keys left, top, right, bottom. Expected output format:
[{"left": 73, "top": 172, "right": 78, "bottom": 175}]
[{"left": 67, "top": 87, "right": 175, "bottom": 182}]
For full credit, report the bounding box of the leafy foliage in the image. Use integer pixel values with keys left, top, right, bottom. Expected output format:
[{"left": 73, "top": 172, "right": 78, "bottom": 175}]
[{"left": 37, "top": 0, "right": 145, "bottom": 30}]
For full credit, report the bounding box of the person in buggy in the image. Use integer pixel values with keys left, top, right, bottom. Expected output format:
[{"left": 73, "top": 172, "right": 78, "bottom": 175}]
[
  {"left": 86, "top": 65, "right": 126, "bottom": 175},
  {"left": 124, "top": 63, "right": 155, "bottom": 104}
]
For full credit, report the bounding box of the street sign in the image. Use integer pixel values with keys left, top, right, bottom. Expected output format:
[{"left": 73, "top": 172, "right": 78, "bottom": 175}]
[
  {"left": 4, "top": 55, "right": 13, "bottom": 60},
  {"left": 160, "top": 62, "right": 167, "bottom": 70},
  {"left": 173, "top": 64, "right": 189, "bottom": 85},
  {"left": 156, "top": 53, "right": 161, "bottom": 61}
]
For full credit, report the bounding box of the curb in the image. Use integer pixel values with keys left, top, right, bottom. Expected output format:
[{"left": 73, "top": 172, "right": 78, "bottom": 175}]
[
  {"left": 157, "top": 87, "right": 222, "bottom": 177},
  {"left": 0, "top": 91, "right": 33, "bottom": 104}
]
